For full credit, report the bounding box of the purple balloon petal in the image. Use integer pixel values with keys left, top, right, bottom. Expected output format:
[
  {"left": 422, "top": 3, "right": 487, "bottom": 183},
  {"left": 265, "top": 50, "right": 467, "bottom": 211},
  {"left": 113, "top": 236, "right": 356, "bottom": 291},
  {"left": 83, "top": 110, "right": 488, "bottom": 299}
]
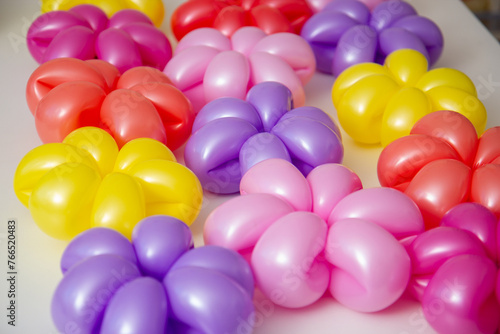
[
  {"left": 132, "top": 215, "right": 193, "bottom": 280},
  {"left": 369, "top": 1, "right": 417, "bottom": 31},
  {"left": 61, "top": 227, "right": 137, "bottom": 274},
  {"left": 323, "top": 0, "right": 371, "bottom": 24},
  {"left": 378, "top": 27, "right": 429, "bottom": 61},
  {"left": 280, "top": 106, "right": 342, "bottom": 139},
  {"left": 101, "top": 277, "right": 168, "bottom": 334},
  {"left": 240, "top": 133, "right": 291, "bottom": 175},
  {"left": 333, "top": 24, "right": 377, "bottom": 76}
]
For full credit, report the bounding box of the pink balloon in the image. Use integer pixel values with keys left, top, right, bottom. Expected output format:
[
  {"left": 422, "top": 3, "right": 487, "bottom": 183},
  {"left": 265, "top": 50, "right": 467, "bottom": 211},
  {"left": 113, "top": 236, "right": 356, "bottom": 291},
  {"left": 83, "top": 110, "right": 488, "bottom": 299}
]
[
  {"left": 164, "top": 27, "right": 316, "bottom": 112},
  {"left": 325, "top": 218, "right": 411, "bottom": 312},
  {"left": 422, "top": 255, "right": 499, "bottom": 334},
  {"left": 205, "top": 159, "right": 419, "bottom": 310}
]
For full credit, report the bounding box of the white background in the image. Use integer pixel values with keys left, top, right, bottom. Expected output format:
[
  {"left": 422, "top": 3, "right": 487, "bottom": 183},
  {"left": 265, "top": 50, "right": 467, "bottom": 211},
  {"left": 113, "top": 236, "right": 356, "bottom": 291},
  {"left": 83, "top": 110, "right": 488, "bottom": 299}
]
[{"left": 1, "top": 0, "right": 500, "bottom": 333}]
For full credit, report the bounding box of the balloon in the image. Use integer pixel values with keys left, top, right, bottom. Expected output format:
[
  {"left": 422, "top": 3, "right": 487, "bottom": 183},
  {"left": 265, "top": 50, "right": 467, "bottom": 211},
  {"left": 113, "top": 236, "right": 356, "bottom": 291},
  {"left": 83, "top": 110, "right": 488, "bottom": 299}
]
[
  {"left": 184, "top": 82, "right": 343, "bottom": 193},
  {"left": 302, "top": 0, "right": 443, "bottom": 75},
  {"left": 332, "top": 50, "right": 487, "bottom": 146},
  {"left": 52, "top": 216, "right": 255, "bottom": 334},
  {"left": 171, "top": 0, "right": 313, "bottom": 40},
  {"left": 406, "top": 227, "right": 487, "bottom": 301},
  {"left": 28, "top": 5, "right": 171, "bottom": 71},
  {"left": 422, "top": 255, "right": 499, "bottom": 334},
  {"left": 41, "top": 0, "right": 165, "bottom": 27},
  {"left": 378, "top": 110, "right": 500, "bottom": 227},
  {"left": 164, "top": 27, "right": 316, "bottom": 112},
  {"left": 13, "top": 127, "right": 202, "bottom": 240},
  {"left": 307, "top": 0, "right": 388, "bottom": 12},
  {"left": 26, "top": 58, "right": 194, "bottom": 150},
  {"left": 205, "top": 158, "right": 423, "bottom": 310}
]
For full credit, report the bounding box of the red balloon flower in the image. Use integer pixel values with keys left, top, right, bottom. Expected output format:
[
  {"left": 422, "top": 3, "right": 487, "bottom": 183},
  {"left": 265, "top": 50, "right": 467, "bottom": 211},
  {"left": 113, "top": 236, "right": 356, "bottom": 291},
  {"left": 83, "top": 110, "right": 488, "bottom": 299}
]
[
  {"left": 378, "top": 110, "right": 500, "bottom": 228},
  {"left": 171, "top": 0, "right": 313, "bottom": 40}
]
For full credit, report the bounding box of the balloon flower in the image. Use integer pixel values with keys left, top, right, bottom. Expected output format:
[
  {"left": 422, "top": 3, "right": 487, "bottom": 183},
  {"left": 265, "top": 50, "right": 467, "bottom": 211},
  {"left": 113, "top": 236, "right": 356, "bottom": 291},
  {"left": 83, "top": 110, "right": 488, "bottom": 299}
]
[
  {"left": 406, "top": 203, "right": 499, "bottom": 334},
  {"left": 52, "top": 215, "right": 255, "bottom": 334},
  {"left": 302, "top": 0, "right": 443, "bottom": 75},
  {"left": 164, "top": 26, "right": 316, "bottom": 112},
  {"left": 332, "top": 49, "right": 486, "bottom": 146},
  {"left": 171, "top": 0, "right": 313, "bottom": 40},
  {"left": 205, "top": 158, "right": 425, "bottom": 311},
  {"left": 27, "top": 4, "right": 171, "bottom": 73},
  {"left": 26, "top": 58, "right": 194, "bottom": 150},
  {"left": 13, "top": 127, "right": 202, "bottom": 240},
  {"left": 307, "top": 0, "right": 387, "bottom": 12},
  {"left": 40, "top": 0, "right": 165, "bottom": 27},
  {"left": 184, "top": 82, "right": 343, "bottom": 194},
  {"left": 378, "top": 110, "right": 500, "bottom": 228}
]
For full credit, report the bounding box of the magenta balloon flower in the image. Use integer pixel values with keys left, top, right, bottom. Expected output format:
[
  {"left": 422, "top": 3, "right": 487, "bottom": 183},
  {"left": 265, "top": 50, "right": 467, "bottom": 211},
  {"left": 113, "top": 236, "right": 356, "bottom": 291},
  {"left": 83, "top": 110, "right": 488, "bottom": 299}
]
[
  {"left": 27, "top": 4, "right": 172, "bottom": 73},
  {"left": 301, "top": 0, "right": 443, "bottom": 75},
  {"left": 184, "top": 81, "right": 343, "bottom": 194},
  {"left": 204, "top": 158, "right": 424, "bottom": 311},
  {"left": 164, "top": 26, "right": 316, "bottom": 112},
  {"left": 52, "top": 215, "right": 255, "bottom": 334}
]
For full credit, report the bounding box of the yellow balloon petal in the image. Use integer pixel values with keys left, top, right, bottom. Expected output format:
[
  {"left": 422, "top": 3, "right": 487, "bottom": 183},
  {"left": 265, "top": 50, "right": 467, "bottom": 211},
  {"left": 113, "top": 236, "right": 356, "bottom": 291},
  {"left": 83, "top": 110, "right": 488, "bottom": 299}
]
[
  {"left": 332, "top": 63, "right": 389, "bottom": 107},
  {"left": 426, "top": 86, "right": 487, "bottom": 135},
  {"left": 63, "top": 127, "right": 118, "bottom": 176},
  {"left": 29, "top": 163, "right": 101, "bottom": 240},
  {"left": 416, "top": 68, "right": 477, "bottom": 95},
  {"left": 384, "top": 49, "right": 428, "bottom": 87},
  {"left": 129, "top": 160, "right": 203, "bottom": 225},
  {"left": 337, "top": 74, "right": 400, "bottom": 144},
  {"left": 381, "top": 87, "right": 432, "bottom": 146},
  {"left": 91, "top": 172, "right": 145, "bottom": 239},
  {"left": 114, "top": 138, "right": 176, "bottom": 172}
]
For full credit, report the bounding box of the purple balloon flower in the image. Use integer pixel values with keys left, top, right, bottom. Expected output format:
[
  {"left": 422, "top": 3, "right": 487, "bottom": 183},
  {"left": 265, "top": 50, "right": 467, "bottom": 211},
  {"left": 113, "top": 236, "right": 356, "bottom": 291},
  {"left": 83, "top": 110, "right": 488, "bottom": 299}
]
[
  {"left": 27, "top": 4, "right": 172, "bottom": 73},
  {"left": 301, "top": 0, "right": 443, "bottom": 76},
  {"left": 52, "top": 215, "right": 255, "bottom": 334},
  {"left": 184, "top": 81, "right": 344, "bottom": 194}
]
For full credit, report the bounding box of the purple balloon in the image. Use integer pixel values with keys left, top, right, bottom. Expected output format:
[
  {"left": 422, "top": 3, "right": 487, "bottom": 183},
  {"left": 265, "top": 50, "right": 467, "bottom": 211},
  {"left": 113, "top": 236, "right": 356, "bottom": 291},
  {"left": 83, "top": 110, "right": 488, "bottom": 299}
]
[
  {"left": 52, "top": 254, "right": 141, "bottom": 334},
  {"left": 132, "top": 215, "right": 193, "bottom": 280},
  {"left": 100, "top": 277, "right": 168, "bottom": 334},
  {"left": 301, "top": 0, "right": 443, "bottom": 76},
  {"left": 60, "top": 227, "right": 138, "bottom": 273},
  {"left": 184, "top": 82, "right": 343, "bottom": 194},
  {"left": 164, "top": 267, "right": 255, "bottom": 334}
]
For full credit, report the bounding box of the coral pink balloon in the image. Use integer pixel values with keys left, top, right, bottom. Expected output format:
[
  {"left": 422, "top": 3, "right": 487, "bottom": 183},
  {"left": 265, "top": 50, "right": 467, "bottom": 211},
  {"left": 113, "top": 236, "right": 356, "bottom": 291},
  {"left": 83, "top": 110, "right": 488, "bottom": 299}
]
[{"left": 164, "top": 27, "right": 316, "bottom": 112}]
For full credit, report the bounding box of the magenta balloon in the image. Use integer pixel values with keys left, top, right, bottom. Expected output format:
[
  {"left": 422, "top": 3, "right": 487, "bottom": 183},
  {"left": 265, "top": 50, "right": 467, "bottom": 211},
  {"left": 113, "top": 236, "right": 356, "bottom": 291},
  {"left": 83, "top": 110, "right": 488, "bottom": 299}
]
[
  {"left": 440, "top": 202, "right": 498, "bottom": 261},
  {"left": 301, "top": 0, "right": 443, "bottom": 75},
  {"left": 185, "top": 82, "right": 343, "bottom": 194},
  {"left": 132, "top": 215, "right": 193, "bottom": 280},
  {"left": 326, "top": 218, "right": 411, "bottom": 312},
  {"left": 422, "top": 255, "right": 499, "bottom": 334},
  {"left": 27, "top": 5, "right": 172, "bottom": 72},
  {"left": 164, "top": 267, "right": 255, "bottom": 334},
  {"left": 52, "top": 254, "right": 141, "bottom": 334},
  {"left": 100, "top": 277, "right": 168, "bottom": 334},
  {"left": 328, "top": 187, "right": 424, "bottom": 240},
  {"left": 60, "top": 227, "right": 137, "bottom": 273},
  {"left": 406, "top": 227, "right": 487, "bottom": 301}
]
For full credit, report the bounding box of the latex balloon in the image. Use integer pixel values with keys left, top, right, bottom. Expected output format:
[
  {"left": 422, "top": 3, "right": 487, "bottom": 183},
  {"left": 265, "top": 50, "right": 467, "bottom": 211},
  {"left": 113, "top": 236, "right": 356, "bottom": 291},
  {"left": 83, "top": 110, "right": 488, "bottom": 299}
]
[
  {"left": 41, "top": 0, "right": 165, "bottom": 27},
  {"left": 307, "top": 0, "right": 388, "bottom": 12},
  {"left": 184, "top": 82, "right": 343, "bottom": 193},
  {"left": 332, "top": 49, "right": 487, "bottom": 146},
  {"left": 422, "top": 255, "right": 499, "bottom": 334},
  {"left": 406, "top": 226, "right": 487, "bottom": 301},
  {"left": 13, "top": 127, "right": 202, "bottom": 240},
  {"left": 52, "top": 216, "right": 255, "bottom": 334},
  {"left": 378, "top": 110, "right": 500, "bottom": 227},
  {"left": 26, "top": 58, "right": 194, "bottom": 150},
  {"left": 205, "top": 158, "right": 423, "bottom": 310},
  {"left": 302, "top": 0, "right": 443, "bottom": 75},
  {"left": 28, "top": 5, "right": 171, "bottom": 71},
  {"left": 171, "top": 0, "right": 313, "bottom": 40},
  {"left": 164, "top": 26, "right": 316, "bottom": 112}
]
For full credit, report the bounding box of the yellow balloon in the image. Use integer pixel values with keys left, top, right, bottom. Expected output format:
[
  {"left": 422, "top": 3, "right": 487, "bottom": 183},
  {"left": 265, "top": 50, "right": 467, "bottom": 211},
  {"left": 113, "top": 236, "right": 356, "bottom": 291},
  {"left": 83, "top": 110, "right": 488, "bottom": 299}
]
[
  {"left": 41, "top": 0, "right": 165, "bottom": 27},
  {"left": 13, "top": 127, "right": 202, "bottom": 240},
  {"left": 332, "top": 49, "right": 487, "bottom": 146}
]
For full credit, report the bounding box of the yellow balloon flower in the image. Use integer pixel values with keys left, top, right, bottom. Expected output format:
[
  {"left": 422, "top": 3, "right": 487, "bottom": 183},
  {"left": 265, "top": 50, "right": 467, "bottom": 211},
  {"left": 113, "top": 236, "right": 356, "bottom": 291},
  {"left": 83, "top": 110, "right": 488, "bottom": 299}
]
[
  {"left": 332, "top": 49, "right": 487, "bottom": 146},
  {"left": 41, "top": 0, "right": 165, "bottom": 27},
  {"left": 14, "top": 127, "right": 202, "bottom": 240}
]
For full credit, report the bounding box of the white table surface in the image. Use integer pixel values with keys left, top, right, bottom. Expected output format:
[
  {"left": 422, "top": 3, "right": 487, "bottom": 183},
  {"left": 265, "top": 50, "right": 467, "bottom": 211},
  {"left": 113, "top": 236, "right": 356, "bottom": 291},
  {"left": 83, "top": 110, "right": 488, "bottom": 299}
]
[{"left": 1, "top": 0, "right": 500, "bottom": 333}]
